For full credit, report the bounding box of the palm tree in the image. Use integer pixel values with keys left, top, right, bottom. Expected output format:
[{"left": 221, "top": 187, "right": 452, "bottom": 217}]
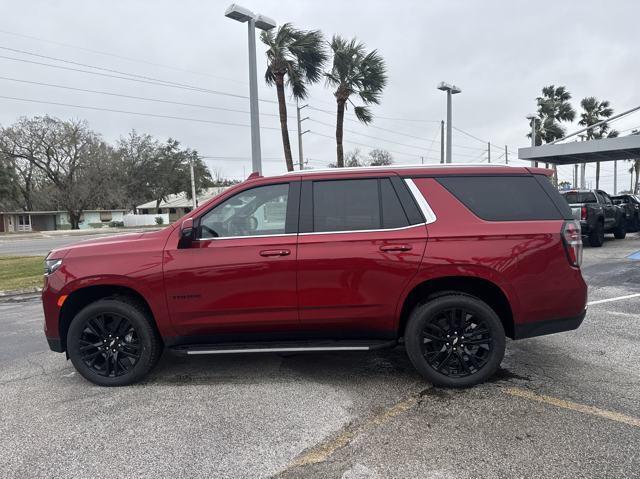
[
  {"left": 527, "top": 85, "right": 576, "bottom": 171},
  {"left": 325, "top": 36, "right": 387, "bottom": 167},
  {"left": 578, "top": 97, "right": 616, "bottom": 189},
  {"left": 261, "top": 24, "right": 327, "bottom": 172}
]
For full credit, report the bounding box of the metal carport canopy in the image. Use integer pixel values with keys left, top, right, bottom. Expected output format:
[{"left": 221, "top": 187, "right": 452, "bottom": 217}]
[{"left": 518, "top": 134, "right": 640, "bottom": 165}]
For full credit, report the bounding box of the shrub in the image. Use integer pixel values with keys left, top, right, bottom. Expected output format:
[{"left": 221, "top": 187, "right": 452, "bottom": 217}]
[
  {"left": 109, "top": 221, "right": 125, "bottom": 228},
  {"left": 155, "top": 216, "right": 164, "bottom": 225}
]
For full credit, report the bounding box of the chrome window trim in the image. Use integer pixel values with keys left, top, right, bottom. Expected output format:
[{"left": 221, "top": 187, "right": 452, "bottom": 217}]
[
  {"left": 298, "top": 223, "right": 426, "bottom": 236},
  {"left": 195, "top": 232, "right": 296, "bottom": 241},
  {"left": 404, "top": 178, "right": 437, "bottom": 224}
]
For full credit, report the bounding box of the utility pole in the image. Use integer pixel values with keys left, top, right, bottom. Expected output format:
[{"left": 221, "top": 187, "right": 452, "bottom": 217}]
[
  {"left": 296, "top": 100, "right": 309, "bottom": 170},
  {"left": 579, "top": 134, "right": 586, "bottom": 188},
  {"left": 189, "top": 159, "right": 197, "bottom": 209},
  {"left": 440, "top": 120, "right": 445, "bottom": 164},
  {"left": 574, "top": 164, "right": 578, "bottom": 188},
  {"left": 421, "top": 156, "right": 424, "bottom": 165},
  {"left": 504, "top": 145, "right": 508, "bottom": 164},
  {"left": 487, "top": 142, "right": 491, "bottom": 163},
  {"left": 614, "top": 160, "right": 617, "bottom": 194}
]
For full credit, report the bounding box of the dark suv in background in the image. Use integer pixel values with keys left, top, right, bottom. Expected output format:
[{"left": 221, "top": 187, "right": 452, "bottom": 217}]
[
  {"left": 42, "top": 165, "right": 587, "bottom": 388},
  {"left": 561, "top": 189, "right": 627, "bottom": 246},
  {"left": 612, "top": 194, "right": 640, "bottom": 232}
]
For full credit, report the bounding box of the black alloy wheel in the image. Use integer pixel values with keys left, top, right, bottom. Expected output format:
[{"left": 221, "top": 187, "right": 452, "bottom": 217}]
[
  {"left": 405, "top": 293, "right": 505, "bottom": 388},
  {"left": 67, "top": 298, "right": 162, "bottom": 386},
  {"left": 420, "top": 307, "right": 492, "bottom": 378},
  {"left": 78, "top": 313, "right": 141, "bottom": 378}
]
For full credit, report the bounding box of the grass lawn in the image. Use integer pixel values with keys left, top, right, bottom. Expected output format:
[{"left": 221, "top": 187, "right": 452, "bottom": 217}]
[{"left": 0, "top": 256, "right": 44, "bottom": 291}]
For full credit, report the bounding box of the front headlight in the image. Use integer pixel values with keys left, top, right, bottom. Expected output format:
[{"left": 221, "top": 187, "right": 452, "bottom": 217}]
[{"left": 44, "top": 259, "right": 62, "bottom": 275}]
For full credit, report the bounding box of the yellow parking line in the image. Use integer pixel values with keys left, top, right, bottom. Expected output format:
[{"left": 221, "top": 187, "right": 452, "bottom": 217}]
[{"left": 504, "top": 387, "right": 640, "bottom": 428}]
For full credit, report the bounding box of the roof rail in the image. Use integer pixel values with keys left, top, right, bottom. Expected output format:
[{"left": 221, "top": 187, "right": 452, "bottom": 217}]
[{"left": 283, "top": 163, "right": 519, "bottom": 175}]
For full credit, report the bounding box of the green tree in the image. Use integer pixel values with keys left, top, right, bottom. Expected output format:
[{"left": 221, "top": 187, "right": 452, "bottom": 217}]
[
  {"left": 368, "top": 148, "right": 393, "bottom": 166},
  {"left": 578, "top": 97, "right": 618, "bottom": 189},
  {"left": 326, "top": 36, "right": 387, "bottom": 167},
  {"left": 261, "top": 24, "right": 327, "bottom": 172}
]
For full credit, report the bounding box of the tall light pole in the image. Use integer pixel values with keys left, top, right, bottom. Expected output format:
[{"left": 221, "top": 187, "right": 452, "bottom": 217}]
[
  {"left": 526, "top": 114, "right": 537, "bottom": 168},
  {"left": 225, "top": 4, "right": 276, "bottom": 175},
  {"left": 437, "top": 82, "right": 461, "bottom": 164}
]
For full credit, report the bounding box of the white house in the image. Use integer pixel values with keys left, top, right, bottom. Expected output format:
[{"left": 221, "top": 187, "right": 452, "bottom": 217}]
[
  {"left": 0, "top": 209, "right": 127, "bottom": 233},
  {"left": 136, "top": 187, "right": 228, "bottom": 222}
]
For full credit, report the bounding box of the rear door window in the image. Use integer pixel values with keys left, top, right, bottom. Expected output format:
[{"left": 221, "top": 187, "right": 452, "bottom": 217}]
[
  {"left": 562, "top": 191, "right": 597, "bottom": 204},
  {"left": 310, "top": 178, "right": 410, "bottom": 232},
  {"left": 437, "top": 175, "right": 563, "bottom": 221}
]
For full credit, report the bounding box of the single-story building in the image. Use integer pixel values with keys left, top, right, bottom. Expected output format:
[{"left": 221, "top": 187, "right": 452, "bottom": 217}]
[
  {"left": 0, "top": 209, "right": 127, "bottom": 233},
  {"left": 136, "top": 187, "right": 228, "bottom": 222}
]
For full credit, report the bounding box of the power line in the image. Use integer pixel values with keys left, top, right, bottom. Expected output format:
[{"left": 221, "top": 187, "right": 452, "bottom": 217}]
[
  {"left": 307, "top": 131, "right": 440, "bottom": 162},
  {"left": 0, "top": 75, "right": 296, "bottom": 119},
  {"left": 0, "top": 95, "right": 291, "bottom": 131},
  {"left": 308, "top": 118, "right": 440, "bottom": 154},
  {"left": 0, "top": 53, "right": 284, "bottom": 106},
  {"left": 0, "top": 29, "right": 244, "bottom": 85}
]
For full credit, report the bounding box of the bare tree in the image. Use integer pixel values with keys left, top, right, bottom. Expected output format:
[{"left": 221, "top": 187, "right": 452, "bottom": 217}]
[{"left": 0, "top": 116, "right": 115, "bottom": 229}]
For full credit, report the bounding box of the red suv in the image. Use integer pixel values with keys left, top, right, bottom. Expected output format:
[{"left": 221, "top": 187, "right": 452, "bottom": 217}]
[{"left": 42, "top": 165, "right": 587, "bottom": 387}]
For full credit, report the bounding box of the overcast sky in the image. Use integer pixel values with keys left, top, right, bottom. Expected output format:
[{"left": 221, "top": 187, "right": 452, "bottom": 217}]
[{"left": 1, "top": 0, "right": 638, "bottom": 191}]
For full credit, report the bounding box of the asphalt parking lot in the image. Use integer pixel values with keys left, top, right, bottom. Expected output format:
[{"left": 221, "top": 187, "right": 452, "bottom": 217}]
[{"left": 1, "top": 234, "right": 639, "bottom": 478}]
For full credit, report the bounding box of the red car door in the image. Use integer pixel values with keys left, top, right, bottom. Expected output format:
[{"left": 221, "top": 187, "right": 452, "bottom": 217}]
[
  {"left": 296, "top": 176, "right": 429, "bottom": 337},
  {"left": 163, "top": 180, "right": 300, "bottom": 339}
]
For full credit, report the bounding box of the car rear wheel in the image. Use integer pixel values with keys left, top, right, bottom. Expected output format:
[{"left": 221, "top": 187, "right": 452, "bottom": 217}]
[
  {"left": 589, "top": 221, "right": 605, "bottom": 247},
  {"left": 405, "top": 294, "right": 506, "bottom": 388},
  {"left": 613, "top": 219, "right": 626, "bottom": 239},
  {"left": 67, "top": 298, "right": 162, "bottom": 386}
]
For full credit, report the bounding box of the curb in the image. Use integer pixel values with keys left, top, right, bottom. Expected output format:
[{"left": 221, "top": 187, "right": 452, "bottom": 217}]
[{"left": 0, "top": 287, "right": 42, "bottom": 303}]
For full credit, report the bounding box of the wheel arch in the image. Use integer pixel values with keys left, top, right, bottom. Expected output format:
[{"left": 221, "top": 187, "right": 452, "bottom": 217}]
[
  {"left": 58, "top": 284, "right": 160, "bottom": 352},
  {"left": 397, "top": 276, "right": 515, "bottom": 339}
]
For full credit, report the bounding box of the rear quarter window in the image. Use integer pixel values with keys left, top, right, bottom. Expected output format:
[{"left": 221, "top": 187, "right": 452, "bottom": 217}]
[{"left": 436, "top": 175, "right": 564, "bottom": 221}]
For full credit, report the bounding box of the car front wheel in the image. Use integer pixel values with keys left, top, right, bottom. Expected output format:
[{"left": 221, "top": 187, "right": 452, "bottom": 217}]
[
  {"left": 405, "top": 293, "right": 506, "bottom": 388},
  {"left": 67, "top": 298, "right": 162, "bottom": 386}
]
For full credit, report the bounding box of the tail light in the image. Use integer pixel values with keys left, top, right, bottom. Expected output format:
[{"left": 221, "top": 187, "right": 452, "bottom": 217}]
[
  {"left": 581, "top": 206, "right": 587, "bottom": 220},
  {"left": 562, "top": 220, "right": 583, "bottom": 267}
]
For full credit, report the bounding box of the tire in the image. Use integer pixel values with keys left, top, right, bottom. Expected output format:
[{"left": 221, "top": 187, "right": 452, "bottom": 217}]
[
  {"left": 613, "top": 219, "right": 626, "bottom": 239},
  {"left": 404, "top": 293, "right": 506, "bottom": 388},
  {"left": 588, "top": 221, "right": 605, "bottom": 247},
  {"left": 67, "top": 298, "right": 162, "bottom": 386}
]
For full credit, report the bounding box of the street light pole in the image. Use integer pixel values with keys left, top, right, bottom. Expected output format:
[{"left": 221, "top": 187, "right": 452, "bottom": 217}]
[
  {"left": 440, "top": 120, "right": 445, "bottom": 164},
  {"left": 225, "top": 4, "right": 276, "bottom": 175},
  {"left": 246, "top": 17, "right": 261, "bottom": 174},
  {"left": 437, "top": 82, "right": 461, "bottom": 164},
  {"left": 526, "top": 114, "right": 537, "bottom": 168}
]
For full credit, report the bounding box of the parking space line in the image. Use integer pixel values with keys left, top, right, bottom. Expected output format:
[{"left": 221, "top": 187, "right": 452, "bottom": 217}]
[
  {"left": 504, "top": 387, "right": 640, "bottom": 428},
  {"left": 587, "top": 293, "right": 640, "bottom": 306}
]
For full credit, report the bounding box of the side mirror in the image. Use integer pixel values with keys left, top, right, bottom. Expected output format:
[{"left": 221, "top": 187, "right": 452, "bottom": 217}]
[
  {"left": 178, "top": 217, "right": 195, "bottom": 249},
  {"left": 181, "top": 217, "right": 194, "bottom": 238}
]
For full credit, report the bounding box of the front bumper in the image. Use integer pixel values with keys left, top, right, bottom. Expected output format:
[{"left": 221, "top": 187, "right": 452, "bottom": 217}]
[{"left": 512, "top": 308, "right": 587, "bottom": 340}]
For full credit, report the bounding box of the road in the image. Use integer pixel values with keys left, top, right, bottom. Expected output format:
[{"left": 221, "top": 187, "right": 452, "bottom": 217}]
[
  {"left": 1, "top": 234, "right": 639, "bottom": 478},
  {"left": 0, "top": 229, "right": 158, "bottom": 256}
]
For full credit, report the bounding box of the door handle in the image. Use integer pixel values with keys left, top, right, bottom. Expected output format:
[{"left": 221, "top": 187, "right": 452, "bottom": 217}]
[
  {"left": 260, "top": 249, "right": 291, "bottom": 257},
  {"left": 379, "top": 244, "right": 413, "bottom": 252}
]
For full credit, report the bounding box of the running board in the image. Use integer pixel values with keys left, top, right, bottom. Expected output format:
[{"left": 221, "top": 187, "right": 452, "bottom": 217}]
[{"left": 170, "top": 340, "right": 397, "bottom": 356}]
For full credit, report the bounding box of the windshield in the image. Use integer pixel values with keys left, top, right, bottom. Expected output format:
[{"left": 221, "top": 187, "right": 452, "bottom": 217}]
[{"left": 562, "top": 192, "right": 597, "bottom": 204}]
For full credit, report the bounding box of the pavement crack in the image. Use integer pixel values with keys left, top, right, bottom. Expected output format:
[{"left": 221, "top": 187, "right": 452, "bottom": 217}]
[{"left": 274, "top": 389, "right": 424, "bottom": 477}]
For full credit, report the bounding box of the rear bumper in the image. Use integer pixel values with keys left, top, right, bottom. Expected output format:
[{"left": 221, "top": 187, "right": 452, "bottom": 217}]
[{"left": 513, "top": 308, "right": 586, "bottom": 340}]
